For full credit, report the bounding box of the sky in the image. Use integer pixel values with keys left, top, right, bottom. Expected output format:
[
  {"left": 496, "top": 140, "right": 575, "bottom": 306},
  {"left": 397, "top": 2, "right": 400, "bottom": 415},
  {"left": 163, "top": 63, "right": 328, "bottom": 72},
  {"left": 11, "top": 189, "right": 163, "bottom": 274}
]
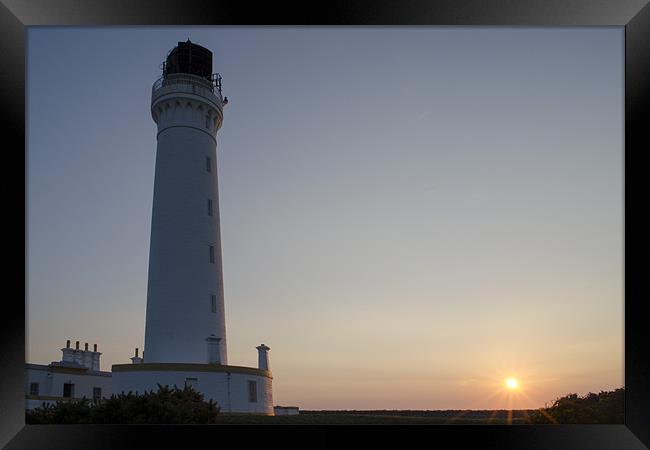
[{"left": 27, "top": 27, "right": 623, "bottom": 410}]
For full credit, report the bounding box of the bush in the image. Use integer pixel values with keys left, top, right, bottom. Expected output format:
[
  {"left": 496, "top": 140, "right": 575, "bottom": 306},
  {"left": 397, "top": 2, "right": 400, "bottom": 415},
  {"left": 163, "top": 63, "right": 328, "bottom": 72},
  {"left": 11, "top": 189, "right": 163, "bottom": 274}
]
[
  {"left": 26, "top": 384, "right": 220, "bottom": 424},
  {"left": 527, "top": 388, "right": 624, "bottom": 424}
]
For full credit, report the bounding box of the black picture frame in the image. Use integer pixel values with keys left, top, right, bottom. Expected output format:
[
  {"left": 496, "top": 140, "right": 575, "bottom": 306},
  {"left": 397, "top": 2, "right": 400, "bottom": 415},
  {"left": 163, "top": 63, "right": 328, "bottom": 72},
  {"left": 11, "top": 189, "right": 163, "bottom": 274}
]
[{"left": 2, "top": 1, "right": 648, "bottom": 448}]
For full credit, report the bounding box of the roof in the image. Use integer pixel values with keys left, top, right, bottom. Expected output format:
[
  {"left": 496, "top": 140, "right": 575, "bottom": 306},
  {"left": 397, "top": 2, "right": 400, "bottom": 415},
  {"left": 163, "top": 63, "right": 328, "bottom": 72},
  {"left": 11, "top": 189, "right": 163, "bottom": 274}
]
[{"left": 26, "top": 363, "right": 112, "bottom": 377}]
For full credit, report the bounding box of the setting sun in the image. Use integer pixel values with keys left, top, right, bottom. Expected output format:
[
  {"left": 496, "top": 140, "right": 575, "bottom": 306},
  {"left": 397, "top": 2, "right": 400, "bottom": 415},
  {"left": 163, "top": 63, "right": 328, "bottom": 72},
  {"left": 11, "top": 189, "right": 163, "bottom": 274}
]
[{"left": 505, "top": 378, "right": 519, "bottom": 390}]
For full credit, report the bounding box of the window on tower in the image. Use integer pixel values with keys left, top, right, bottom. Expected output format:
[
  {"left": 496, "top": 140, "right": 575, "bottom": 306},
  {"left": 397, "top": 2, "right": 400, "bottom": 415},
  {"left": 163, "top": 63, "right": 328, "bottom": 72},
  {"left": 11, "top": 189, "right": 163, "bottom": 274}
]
[
  {"left": 211, "top": 294, "right": 217, "bottom": 313},
  {"left": 206, "top": 156, "right": 212, "bottom": 172},
  {"left": 209, "top": 245, "right": 215, "bottom": 263},
  {"left": 208, "top": 199, "right": 213, "bottom": 216}
]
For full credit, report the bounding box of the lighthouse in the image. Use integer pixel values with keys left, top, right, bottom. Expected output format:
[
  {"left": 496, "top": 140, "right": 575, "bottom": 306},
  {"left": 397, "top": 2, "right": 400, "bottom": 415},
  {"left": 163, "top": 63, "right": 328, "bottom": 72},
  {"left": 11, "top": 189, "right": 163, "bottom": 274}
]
[
  {"left": 144, "top": 40, "right": 227, "bottom": 364},
  {"left": 112, "top": 41, "right": 275, "bottom": 415}
]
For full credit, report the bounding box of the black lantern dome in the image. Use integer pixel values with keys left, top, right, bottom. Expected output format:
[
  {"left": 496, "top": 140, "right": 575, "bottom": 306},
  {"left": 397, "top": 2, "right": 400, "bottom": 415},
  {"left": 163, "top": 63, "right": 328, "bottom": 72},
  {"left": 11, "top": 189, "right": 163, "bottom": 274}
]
[{"left": 163, "top": 40, "right": 213, "bottom": 81}]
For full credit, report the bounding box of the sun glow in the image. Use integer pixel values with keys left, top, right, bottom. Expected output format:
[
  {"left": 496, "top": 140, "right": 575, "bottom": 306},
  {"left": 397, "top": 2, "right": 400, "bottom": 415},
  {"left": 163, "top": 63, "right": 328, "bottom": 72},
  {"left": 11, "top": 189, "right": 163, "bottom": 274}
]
[{"left": 505, "top": 377, "right": 519, "bottom": 390}]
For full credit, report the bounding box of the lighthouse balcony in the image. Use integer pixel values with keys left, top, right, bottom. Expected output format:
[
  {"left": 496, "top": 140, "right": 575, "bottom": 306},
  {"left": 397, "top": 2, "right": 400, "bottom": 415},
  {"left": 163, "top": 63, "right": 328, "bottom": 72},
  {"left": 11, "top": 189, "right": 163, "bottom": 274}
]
[{"left": 152, "top": 73, "right": 223, "bottom": 107}]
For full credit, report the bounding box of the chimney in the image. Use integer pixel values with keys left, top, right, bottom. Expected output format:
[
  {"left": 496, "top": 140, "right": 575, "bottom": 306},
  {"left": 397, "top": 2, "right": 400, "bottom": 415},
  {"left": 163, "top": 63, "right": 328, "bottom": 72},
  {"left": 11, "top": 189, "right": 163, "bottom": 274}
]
[
  {"left": 91, "top": 345, "right": 101, "bottom": 371},
  {"left": 256, "top": 344, "right": 271, "bottom": 371},
  {"left": 73, "top": 341, "right": 83, "bottom": 365},
  {"left": 61, "top": 340, "right": 74, "bottom": 363},
  {"left": 131, "top": 347, "right": 143, "bottom": 364},
  {"left": 82, "top": 344, "right": 93, "bottom": 369}
]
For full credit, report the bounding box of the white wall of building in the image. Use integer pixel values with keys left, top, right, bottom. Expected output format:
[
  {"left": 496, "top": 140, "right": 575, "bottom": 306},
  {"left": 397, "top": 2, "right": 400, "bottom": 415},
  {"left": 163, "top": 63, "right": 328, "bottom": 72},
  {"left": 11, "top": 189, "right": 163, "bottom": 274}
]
[
  {"left": 274, "top": 406, "right": 300, "bottom": 415},
  {"left": 112, "top": 366, "right": 273, "bottom": 415},
  {"left": 25, "top": 364, "right": 112, "bottom": 410}
]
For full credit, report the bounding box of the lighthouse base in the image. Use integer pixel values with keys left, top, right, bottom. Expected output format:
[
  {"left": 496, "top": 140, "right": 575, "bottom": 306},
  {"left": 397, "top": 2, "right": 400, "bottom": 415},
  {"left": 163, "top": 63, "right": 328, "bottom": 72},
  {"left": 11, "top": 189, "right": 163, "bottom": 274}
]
[{"left": 112, "top": 363, "right": 273, "bottom": 415}]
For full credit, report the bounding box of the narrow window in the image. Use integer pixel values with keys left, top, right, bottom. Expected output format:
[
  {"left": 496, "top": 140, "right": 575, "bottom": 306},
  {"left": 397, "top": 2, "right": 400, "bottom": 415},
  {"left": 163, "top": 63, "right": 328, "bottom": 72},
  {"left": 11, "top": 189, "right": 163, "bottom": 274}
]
[
  {"left": 29, "top": 382, "right": 39, "bottom": 396},
  {"left": 209, "top": 245, "right": 215, "bottom": 263},
  {"left": 207, "top": 339, "right": 220, "bottom": 364},
  {"left": 248, "top": 380, "right": 258, "bottom": 403},
  {"left": 63, "top": 383, "right": 74, "bottom": 398},
  {"left": 206, "top": 157, "right": 212, "bottom": 172},
  {"left": 211, "top": 294, "right": 217, "bottom": 313},
  {"left": 93, "top": 387, "right": 102, "bottom": 402},
  {"left": 207, "top": 199, "right": 213, "bottom": 216}
]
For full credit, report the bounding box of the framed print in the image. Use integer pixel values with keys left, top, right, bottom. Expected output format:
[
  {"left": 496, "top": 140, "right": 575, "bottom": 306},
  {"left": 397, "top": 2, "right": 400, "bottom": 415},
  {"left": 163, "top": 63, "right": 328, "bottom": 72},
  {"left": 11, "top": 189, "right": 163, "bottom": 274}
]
[{"left": 2, "top": 1, "right": 649, "bottom": 448}]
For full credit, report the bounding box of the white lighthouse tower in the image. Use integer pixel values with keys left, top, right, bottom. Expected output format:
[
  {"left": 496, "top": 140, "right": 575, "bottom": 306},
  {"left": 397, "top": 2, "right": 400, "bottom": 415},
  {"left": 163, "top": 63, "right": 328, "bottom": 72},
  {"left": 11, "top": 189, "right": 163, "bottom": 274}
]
[
  {"left": 112, "top": 41, "right": 274, "bottom": 415},
  {"left": 144, "top": 40, "right": 227, "bottom": 365}
]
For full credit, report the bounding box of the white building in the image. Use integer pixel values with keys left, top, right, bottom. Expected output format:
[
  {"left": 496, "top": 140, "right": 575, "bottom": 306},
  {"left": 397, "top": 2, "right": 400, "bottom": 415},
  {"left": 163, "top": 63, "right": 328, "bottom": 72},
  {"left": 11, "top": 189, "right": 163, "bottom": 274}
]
[
  {"left": 111, "top": 41, "right": 275, "bottom": 415},
  {"left": 274, "top": 406, "right": 300, "bottom": 416},
  {"left": 25, "top": 341, "right": 112, "bottom": 411}
]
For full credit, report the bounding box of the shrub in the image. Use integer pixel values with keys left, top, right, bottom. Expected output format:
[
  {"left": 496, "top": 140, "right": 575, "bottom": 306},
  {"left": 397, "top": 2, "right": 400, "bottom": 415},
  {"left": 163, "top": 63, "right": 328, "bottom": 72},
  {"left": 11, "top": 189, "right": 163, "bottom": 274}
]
[
  {"left": 26, "top": 384, "right": 220, "bottom": 424},
  {"left": 527, "top": 388, "right": 624, "bottom": 424}
]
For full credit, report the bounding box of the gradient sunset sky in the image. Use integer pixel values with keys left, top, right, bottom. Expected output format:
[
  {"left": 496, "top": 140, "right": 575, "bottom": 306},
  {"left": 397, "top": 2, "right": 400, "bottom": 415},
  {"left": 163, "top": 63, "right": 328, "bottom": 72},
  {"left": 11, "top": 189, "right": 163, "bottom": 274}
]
[{"left": 27, "top": 27, "right": 623, "bottom": 410}]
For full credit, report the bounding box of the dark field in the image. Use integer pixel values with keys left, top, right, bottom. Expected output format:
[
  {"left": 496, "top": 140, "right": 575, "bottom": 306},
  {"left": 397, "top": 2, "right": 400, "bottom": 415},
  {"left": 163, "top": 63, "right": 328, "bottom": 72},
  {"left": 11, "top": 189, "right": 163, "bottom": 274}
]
[
  {"left": 25, "top": 389, "right": 623, "bottom": 424},
  {"left": 216, "top": 410, "right": 534, "bottom": 425}
]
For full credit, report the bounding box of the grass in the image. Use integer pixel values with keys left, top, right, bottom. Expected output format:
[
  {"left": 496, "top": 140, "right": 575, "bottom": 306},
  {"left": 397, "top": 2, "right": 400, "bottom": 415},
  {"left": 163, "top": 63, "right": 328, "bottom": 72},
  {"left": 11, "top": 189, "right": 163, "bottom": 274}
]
[{"left": 215, "top": 410, "right": 533, "bottom": 425}]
